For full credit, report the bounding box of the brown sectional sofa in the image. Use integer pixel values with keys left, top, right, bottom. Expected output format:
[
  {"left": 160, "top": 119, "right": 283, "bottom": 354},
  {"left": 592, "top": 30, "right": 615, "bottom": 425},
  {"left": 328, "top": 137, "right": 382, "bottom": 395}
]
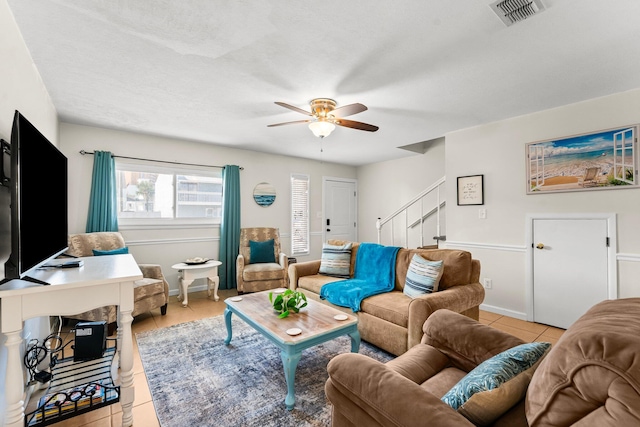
[
  {"left": 288, "top": 243, "right": 485, "bottom": 356},
  {"left": 325, "top": 298, "right": 640, "bottom": 426}
]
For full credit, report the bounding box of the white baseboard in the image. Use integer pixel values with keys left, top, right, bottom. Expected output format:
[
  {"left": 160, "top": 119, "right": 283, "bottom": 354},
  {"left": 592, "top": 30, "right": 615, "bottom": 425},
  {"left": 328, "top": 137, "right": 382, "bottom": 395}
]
[
  {"left": 480, "top": 303, "right": 527, "bottom": 320},
  {"left": 168, "top": 284, "right": 209, "bottom": 297}
]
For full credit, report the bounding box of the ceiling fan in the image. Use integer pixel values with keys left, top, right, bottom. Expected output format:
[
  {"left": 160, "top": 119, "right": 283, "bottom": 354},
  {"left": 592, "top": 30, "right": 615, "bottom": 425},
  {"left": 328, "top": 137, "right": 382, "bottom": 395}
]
[{"left": 268, "top": 98, "right": 379, "bottom": 138}]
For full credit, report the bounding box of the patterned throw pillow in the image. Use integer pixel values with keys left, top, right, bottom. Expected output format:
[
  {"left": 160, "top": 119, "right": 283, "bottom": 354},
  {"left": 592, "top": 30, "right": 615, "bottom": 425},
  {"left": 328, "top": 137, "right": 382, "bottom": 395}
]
[
  {"left": 403, "top": 254, "right": 444, "bottom": 298},
  {"left": 319, "top": 242, "right": 352, "bottom": 278},
  {"left": 441, "top": 342, "right": 551, "bottom": 426},
  {"left": 249, "top": 239, "right": 276, "bottom": 264},
  {"left": 92, "top": 247, "right": 129, "bottom": 256}
]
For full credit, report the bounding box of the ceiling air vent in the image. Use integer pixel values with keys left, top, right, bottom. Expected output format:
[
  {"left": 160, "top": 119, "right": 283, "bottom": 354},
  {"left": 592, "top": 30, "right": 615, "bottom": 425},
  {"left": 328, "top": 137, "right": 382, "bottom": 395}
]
[{"left": 490, "top": 0, "right": 545, "bottom": 26}]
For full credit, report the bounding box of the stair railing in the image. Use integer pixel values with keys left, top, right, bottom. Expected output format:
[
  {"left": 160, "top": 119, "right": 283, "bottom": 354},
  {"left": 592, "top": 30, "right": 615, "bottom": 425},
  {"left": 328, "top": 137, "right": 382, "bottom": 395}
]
[{"left": 376, "top": 176, "right": 446, "bottom": 248}]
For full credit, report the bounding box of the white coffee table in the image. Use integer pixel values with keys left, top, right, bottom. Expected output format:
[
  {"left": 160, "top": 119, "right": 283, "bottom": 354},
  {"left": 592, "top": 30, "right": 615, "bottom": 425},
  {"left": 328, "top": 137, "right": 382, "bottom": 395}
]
[{"left": 171, "top": 260, "right": 222, "bottom": 307}]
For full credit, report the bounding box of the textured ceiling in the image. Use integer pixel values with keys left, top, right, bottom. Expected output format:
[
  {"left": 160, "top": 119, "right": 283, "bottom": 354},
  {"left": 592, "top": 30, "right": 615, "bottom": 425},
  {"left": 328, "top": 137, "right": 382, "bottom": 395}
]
[{"left": 7, "top": 0, "right": 640, "bottom": 166}]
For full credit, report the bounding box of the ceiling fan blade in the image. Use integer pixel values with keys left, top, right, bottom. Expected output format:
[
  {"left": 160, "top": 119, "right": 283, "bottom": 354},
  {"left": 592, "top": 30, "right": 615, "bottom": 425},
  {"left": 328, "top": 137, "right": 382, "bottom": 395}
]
[
  {"left": 274, "top": 102, "right": 312, "bottom": 116},
  {"left": 331, "top": 103, "right": 367, "bottom": 118},
  {"left": 267, "top": 119, "right": 312, "bottom": 127},
  {"left": 334, "top": 118, "right": 379, "bottom": 132}
]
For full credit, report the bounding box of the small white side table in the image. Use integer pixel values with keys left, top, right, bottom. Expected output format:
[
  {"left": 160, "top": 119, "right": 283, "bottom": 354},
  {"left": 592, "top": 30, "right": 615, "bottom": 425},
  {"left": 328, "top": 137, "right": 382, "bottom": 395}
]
[{"left": 171, "top": 260, "right": 222, "bottom": 307}]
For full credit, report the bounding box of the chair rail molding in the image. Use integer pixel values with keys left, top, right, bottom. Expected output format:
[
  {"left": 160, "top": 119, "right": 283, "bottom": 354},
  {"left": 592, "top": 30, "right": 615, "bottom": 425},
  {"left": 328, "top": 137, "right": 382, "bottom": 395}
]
[
  {"left": 444, "top": 240, "right": 527, "bottom": 253},
  {"left": 617, "top": 253, "right": 640, "bottom": 262}
]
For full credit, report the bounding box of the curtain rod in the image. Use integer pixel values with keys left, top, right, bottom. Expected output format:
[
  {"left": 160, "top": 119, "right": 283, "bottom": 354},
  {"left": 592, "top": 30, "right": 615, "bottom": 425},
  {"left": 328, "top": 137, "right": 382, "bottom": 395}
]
[{"left": 79, "top": 150, "right": 243, "bottom": 170}]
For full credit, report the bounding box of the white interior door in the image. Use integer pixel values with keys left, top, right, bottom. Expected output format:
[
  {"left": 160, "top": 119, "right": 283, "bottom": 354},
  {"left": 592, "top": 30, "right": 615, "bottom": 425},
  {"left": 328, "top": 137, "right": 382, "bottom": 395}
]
[
  {"left": 323, "top": 178, "right": 357, "bottom": 243},
  {"left": 532, "top": 217, "right": 611, "bottom": 329}
]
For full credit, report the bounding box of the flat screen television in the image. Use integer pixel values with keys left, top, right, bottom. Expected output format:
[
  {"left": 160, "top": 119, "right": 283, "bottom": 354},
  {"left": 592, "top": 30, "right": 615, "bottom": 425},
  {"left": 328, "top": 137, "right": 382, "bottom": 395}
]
[{"left": 1, "top": 110, "right": 68, "bottom": 283}]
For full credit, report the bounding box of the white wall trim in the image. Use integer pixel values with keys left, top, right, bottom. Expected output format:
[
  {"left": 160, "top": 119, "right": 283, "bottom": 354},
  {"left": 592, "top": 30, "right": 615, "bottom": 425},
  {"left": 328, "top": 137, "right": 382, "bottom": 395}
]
[
  {"left": 126, "top": 237, "right": 218, "bottom": 246},
  {"left": 524, "top": 212, "right": 618, "bottom": 323},
  {"left": 444, "top": 240, "right": 527, "bottom": 252},
  {"left": 169, "top": 283, "right": 208, "bottom": 296},
  {"left": 479, "top": 304, "right": 527, "bottom": 321},
  {"left": 118, "top": 223, "right": 220, "bottom": 231},
  {"left": 617, "top": 253, "right": 640, "bottom": 262}
]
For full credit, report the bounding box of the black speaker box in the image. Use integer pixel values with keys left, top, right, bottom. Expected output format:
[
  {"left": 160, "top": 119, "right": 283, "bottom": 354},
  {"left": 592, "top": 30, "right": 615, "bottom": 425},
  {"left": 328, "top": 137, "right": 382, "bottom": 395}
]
[{"left": 74, "top": 321, "right": 107, "bottom": 361}]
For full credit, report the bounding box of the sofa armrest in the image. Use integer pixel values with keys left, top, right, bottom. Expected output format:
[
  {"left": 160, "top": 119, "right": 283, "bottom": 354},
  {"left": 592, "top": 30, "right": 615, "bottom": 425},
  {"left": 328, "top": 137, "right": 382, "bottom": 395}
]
[
  {"left": 278, "top": 253, "right": 289, "bottom": 286},
  {"left": 422, "top": 309, "right": 527, "bottom": 372},
  {"left": 407, "top": 282, "right": 485, "bottom": 349},
  {"left": 288, "top": 260, "right": 321, "bottom": 290},
  {"left": 326, "top": 353, "right": 474, "bottom": 427},
  {"left": 236, "top": 254, "right": 245, "bottom": 292},
  {"left": 137, "top": 264, "right": 170, "bottom": 297}
]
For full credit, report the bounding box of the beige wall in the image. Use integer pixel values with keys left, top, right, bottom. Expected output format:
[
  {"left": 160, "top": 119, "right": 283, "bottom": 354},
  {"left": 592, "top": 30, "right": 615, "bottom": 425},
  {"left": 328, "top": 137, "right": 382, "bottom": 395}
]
[
  {"left": 445, "top": 88, "right": 640, "bottom": 318},
  {"left": 59, "top": 123, "right": 356, "bottom": 294},
  {"left": 357, "top": 138, "right": 446, "bottom": 245},
  {"left": 0, "top": 0, "right": 59, "bottom": 422}
]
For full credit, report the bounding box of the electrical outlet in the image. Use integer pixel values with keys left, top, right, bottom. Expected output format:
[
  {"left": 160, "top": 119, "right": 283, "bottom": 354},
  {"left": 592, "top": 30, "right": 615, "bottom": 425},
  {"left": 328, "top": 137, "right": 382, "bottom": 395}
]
[
  {"left": 483, "top": 278, "right": 492, "bottom": 289},
  {"left": 479, "top": 208, "right": 487, "bottom": 219}
]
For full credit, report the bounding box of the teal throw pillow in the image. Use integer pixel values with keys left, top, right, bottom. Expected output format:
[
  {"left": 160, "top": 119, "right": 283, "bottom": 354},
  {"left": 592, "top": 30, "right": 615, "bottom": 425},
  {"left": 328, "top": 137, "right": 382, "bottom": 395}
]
[
  {"left": 403, "top": 254, "right": 444, "bottom": 298},
  {"left": 441, "top": 342, "right": 551, "bottom": 426},
  {"left": 319, "top": 242, "right": 352, "bottom": 278},
  {"left": 92, "top": 247, "right": 129, "bottom": 256},
  {"left": 249, "top": 239, "right": 276, "bottom": 264}
]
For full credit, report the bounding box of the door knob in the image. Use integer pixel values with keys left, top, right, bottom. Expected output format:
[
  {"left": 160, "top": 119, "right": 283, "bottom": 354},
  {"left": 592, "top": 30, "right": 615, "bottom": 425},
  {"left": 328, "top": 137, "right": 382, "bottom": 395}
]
[{"left": 536, "top": 243, "right": 545, "bottom": 249}]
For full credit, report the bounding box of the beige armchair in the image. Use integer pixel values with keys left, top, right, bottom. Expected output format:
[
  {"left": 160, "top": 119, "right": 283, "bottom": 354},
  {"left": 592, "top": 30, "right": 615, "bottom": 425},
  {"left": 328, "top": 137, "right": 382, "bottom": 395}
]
[
  {"left": 65, "top": 232, "right": 169, "bottom": 324},
  {"left": 236, "top": 227, "right": 288, "bottom": 293}
]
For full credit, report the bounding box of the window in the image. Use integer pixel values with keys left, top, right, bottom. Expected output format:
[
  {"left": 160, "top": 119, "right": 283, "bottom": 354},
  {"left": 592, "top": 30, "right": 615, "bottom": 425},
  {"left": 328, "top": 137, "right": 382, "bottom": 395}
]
[
  {"left": 291, "top": 173, "right": 310, "bottom": 255},
  {"left": 116, "top": 161, "right": 223, "bottom": 224}
]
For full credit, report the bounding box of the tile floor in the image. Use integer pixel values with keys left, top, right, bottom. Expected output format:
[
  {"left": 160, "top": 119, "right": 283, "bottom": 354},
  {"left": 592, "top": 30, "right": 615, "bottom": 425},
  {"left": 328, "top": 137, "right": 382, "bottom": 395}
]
[{"left": 38, "top": 291, "right": 564, "bottom": 427}]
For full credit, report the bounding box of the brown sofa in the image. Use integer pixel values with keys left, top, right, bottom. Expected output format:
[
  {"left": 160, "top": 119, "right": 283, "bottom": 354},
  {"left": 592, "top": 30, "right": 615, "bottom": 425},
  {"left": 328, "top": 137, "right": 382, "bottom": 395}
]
[
  {"left": 288, "top": 243, "right": 485, "bottom": 356},
  {"left": 325, "top": 298, "right": 640, "bottom": 426}
]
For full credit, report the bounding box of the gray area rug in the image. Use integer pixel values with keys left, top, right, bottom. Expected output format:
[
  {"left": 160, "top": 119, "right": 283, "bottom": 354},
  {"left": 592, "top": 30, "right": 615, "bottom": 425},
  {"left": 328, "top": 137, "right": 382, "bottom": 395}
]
[{"left": 136, "top": 315, "right": 394, "bottom": 427}]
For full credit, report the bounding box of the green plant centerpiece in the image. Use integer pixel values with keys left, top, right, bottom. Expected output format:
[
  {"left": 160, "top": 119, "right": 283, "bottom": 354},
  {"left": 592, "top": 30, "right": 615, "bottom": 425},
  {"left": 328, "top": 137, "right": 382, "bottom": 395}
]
[{"left": 269, "top": 289, "right": 307, "bottom": 318}]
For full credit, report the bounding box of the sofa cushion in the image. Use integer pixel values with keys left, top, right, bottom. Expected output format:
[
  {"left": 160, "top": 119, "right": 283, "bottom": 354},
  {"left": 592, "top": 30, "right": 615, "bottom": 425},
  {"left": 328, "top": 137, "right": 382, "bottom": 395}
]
[
  {"left": 298, "top": 274, "right": 345, "bottom": 294},
  {"left": 248, "top": 239, "right": 276, "bottom": 264},
  {"left": 319, "top": 242, "right": 352, "bottom": 278},
  {"left": 442, "top": 342, "right": 551, "bottom": 426},
  {"left": 92, "top": 246, "right": 129, "bottom": 256},
  {"left": 133, "top": 278, "right": 165, "bottom": 302},
  {"left": 403, "top": 255, "right": 444, "bottom": 298},
  {"left": 396, "top": 249, "right": 472, "bottom": 291},
  {"left": 359, "top": 291, "right": 411, "bottom": 327},
  {"left": 242, "top": 263, "right": 285, "bottom": 281}
]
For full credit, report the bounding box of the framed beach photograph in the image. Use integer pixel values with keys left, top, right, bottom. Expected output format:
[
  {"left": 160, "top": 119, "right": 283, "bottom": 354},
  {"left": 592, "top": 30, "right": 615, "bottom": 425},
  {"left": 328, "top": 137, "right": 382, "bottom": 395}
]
[
  {"left": 457, "top": 174, "right": 484, "bottom": 205},
  {"left": 526, "top": 125, "right": 640, "bottom": 194}
]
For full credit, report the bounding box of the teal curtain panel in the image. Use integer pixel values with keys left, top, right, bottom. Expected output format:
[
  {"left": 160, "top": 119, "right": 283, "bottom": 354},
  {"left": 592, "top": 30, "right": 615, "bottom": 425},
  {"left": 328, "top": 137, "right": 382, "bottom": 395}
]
[
  {"left": 86, "top": 151, "right": 119, "bottom": 232},
  {"left": 219, "top": 165, "right": 241, "bottom": 289}
]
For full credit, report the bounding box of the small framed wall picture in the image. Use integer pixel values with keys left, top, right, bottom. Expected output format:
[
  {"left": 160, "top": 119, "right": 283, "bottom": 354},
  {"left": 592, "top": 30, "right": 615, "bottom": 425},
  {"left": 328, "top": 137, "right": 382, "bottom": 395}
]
[{"left": 457, "top": 174, "right": 484, "bottom": 206}]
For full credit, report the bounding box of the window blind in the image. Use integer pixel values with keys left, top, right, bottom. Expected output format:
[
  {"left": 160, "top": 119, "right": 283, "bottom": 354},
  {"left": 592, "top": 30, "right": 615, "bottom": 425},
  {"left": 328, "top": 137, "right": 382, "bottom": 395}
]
[{"left": 291, "top": 173, "right": 310, "bottom": 255}]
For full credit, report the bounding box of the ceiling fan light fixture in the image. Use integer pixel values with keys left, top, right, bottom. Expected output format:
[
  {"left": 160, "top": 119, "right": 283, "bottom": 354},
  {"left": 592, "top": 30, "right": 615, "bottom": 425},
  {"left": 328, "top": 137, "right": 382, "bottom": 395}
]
[{"left": 308, "top": 120, "right": 335, "bottom": 138}]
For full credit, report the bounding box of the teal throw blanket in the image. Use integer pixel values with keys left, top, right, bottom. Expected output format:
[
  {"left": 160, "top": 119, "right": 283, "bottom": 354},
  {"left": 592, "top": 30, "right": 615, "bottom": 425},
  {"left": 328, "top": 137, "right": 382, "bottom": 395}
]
[{"left": 320, "top": 243, "right": 401, "bottom": 312}]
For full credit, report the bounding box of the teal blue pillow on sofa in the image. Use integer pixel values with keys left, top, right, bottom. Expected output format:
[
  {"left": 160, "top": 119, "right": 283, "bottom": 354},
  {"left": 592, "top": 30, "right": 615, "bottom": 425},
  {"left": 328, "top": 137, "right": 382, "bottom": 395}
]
[
  {"left": 441, "top": 342, "right": 551, "bottom": 426},
  {"left": 249, "top": 239, "right": 276, "bottom": 264},
  {"left": 92, "top": 247, "right": 129, "bottom": 256}
]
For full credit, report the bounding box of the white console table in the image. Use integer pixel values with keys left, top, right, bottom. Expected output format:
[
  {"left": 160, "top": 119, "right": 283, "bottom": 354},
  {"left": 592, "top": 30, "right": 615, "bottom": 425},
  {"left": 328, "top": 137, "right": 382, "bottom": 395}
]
[{"left": 0, "top": 254, "right": 142, "bottom": 427}]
